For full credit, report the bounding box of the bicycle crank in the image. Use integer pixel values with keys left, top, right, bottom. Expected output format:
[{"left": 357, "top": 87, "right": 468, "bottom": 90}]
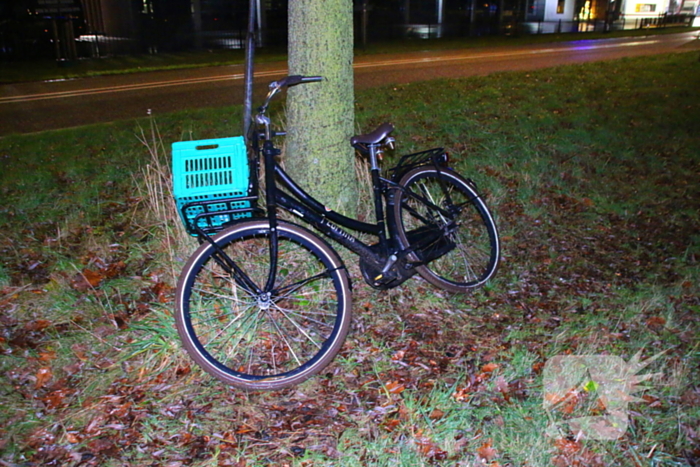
[{"left": 359, "top": 245, "right": 416, "bottom": 290}]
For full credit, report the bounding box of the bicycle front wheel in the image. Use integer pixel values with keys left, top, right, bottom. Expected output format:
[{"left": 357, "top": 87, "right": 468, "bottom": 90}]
[
  {"left": 393, "top": 166, "right": 500, "bottom": 293},
  {"left": 175, "top": 220, "right": 352, "bottom": 391}
]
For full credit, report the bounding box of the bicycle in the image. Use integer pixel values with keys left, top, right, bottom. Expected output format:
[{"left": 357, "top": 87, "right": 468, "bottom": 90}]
[{"left": 173, "top": 75, "right": 500, "bottom": 391}]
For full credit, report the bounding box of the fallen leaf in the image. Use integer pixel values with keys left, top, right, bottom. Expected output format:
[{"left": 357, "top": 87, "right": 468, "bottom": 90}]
[
  {"left": 385, "top": 380, "right": 405, "bottom": 394},
  {"left": 43, "top": 388, "right": 69, "bottom": 409},
  {"left": 646, "top": 316, "right": 666, "bottom": 328},
  {"left": 495, "top": 375, "right": 509, "bottom": 394},
  {"left": 38, "top": 350, "right": 57, "bottom": 362},
  {"left": 382, "top": 418, "right": 401, "bottom": 432},
  {"left": 103, "top": 261, "right": 127, "bottom": 279},
  {"left": 150, "top": 281, "right": 173, "bottom": 303},
  {"left": 642, "top": 394, "right": 662, "bottom": 408},
  {"left": 87, "top": 437, "right": 117, "bottom": 456},
  {"left": 35, "top": 367, "right": 52, "bottom": 389},
  {"left": 83, "top": 268, "right": 104, "bottom": 287},
  {"left": 452, "top": 386, "right": 471, "bottom": 402},
  {"left": 554, "top": 437, "right": 582, "bottom": 456},
  {"left": 71, "top": 343, "right": 88, "bottom": 360},
  {"left": 71, "top": 268, "right": 104, "bottom": 291},
  {"left": 552, "top": 437, "right": 605, "bottom": 466},
  {"left": 416, "top": 435, "right": 448, "bottom": 461},
  {"left": 63, "top": 361, "right": 83, "bottom": 376},
  {"left": 477, "top": 439, "right": 498, "bottom": 462},
  {"left": 26, "top": 319, "right": 51, "bottom": 332}
]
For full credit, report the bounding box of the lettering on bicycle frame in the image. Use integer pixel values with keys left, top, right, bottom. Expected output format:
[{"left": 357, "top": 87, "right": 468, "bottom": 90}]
[{"left": 319, "top": 217, "right": 357, "bottom": 244}]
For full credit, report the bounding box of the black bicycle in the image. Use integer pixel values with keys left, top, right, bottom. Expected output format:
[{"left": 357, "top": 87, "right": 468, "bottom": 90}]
[{"left": 173, "top": 76, "right": 500, "bottom": 390}]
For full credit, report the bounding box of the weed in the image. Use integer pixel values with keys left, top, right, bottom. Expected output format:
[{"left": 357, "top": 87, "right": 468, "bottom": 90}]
[{"left": 135, "top": 115, "right": 197, "bottom": 282}]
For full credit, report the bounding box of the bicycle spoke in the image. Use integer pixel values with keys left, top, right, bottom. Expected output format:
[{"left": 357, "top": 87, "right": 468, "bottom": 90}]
[
  {"left": 270, "top": 312, "right": 306, "bottom": 367},
  {"left": 274, "top": 269, "right": 335, "bottom": 297},
  {"left": 273, "top": 304, "right": 326, "bottom": 348},
  {"left": 450, "top": 229, "right": 482, "bottom": 282},
  {"left": 190, "top": 287, "right": 253, "bottom": 308}
]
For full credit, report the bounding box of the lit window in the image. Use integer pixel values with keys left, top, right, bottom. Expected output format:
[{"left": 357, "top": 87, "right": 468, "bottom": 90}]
[{"left": 635, "top": 3, "right": 657, "bottom": 11}]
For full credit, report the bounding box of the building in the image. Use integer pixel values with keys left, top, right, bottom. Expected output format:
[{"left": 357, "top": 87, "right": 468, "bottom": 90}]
[
  {"left": 521, "top": 0, "right": 696, "bottom": 32},
  {"left": 1, "top": 0, "right": 695, "bottom": 62}
]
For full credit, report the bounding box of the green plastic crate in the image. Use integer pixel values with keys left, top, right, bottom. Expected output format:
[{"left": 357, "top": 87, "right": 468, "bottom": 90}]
[{"left": 172, "top": 136, "right": 252, "bottom": 235}]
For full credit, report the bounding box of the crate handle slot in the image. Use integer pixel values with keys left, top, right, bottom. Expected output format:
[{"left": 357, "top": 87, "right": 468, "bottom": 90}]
[{"left": 196, "top": 144, "right": 220, "bottom": 151}]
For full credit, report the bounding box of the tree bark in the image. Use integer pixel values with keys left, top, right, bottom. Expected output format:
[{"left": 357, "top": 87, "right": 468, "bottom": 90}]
[{"left": 287, "top": 0, "right": 356, "bottom": 215}]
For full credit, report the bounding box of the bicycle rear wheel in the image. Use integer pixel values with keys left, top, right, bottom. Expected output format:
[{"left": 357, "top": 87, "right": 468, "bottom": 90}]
[
  {"left": 175, "top": 220, "right": 352, "bottom": 390},
  {"left": 393, "top": 166, "right": 499, "bottom": 293}
]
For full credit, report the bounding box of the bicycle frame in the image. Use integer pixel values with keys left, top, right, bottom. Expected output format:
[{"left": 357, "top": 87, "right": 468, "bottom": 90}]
[
  {"left": 255, "top": 131, "right": 464, "bottom": 288},
  {"left": 257, "top": 136, "right": 402, "bottom": 289}
]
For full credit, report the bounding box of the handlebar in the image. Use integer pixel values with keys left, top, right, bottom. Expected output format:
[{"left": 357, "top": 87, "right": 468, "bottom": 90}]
[
  {"left": 262, "top": 75, "right": 323, "bottom": 110},
  {"left": 255, "top": 75, "right": 324, "bottom": 139},
  {"left": 272, "top": 75, "right": 323, "bottom": 89}
]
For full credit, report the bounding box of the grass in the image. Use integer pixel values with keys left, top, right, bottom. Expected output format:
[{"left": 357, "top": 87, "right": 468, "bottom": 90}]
[
  {"left": 1, "top": 26, "right": 697, "bottom": 84},
  {"left": 0, "top": 48, "right": 280, "bottom": 85},
  {"left": 1, "top": 51, "right": 699, "bottom": 465}
]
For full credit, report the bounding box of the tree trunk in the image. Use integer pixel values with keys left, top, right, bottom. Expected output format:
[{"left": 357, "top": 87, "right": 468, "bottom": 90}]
[{"left": 287, "top": 0, "right": 356, "bottom": 215}]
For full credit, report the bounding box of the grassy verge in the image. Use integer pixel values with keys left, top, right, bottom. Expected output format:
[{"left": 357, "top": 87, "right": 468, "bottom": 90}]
[
  {"left": 1, "top": 26, "right": 697, "bottom": 84},
  {"left": 0, "top": 48, "right": 285, "bottom": 85},
  {"left": 1, "top": 51, "right": 699, "bottom": 466}
]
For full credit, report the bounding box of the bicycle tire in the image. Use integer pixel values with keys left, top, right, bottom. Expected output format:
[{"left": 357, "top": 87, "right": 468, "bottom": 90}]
[
  {"left": 175, "top": 219, "right": 352, "bottom": 391},
  {"left": 392, "top": 166, "right": 500, "bottom": 293}
]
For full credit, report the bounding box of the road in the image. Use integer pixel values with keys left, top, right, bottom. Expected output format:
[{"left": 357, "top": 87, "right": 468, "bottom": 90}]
[{"left": 1, "top": 32, "right": 698, "bottom": 136}]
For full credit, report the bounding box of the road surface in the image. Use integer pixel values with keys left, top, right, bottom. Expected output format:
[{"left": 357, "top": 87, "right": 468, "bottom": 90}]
[{"left": 1, "top": 32, "right": 698, "bottom": 136}]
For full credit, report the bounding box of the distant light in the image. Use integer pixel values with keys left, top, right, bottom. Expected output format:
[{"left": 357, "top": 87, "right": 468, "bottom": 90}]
[{"left": 76, "top": 34, "right": 132, "bottom": 42}]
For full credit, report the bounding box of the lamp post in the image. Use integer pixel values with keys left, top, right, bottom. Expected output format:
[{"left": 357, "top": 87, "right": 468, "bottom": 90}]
[{"left": 243, "top": 0, "right": 257, "bottom": 138}]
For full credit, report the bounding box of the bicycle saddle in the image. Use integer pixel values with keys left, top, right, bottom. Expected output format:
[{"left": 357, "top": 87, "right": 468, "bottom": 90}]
[{"left": 351, "top": 123, "right": 395, "bottom": 146}]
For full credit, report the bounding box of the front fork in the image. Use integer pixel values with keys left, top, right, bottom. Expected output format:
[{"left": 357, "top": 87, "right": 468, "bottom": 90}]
[
  {"left": 194, "top": 224, "right": 263, "bottom": 295},
  {"left": 262, "top": 139, "right": 281, "bottom": 293}
]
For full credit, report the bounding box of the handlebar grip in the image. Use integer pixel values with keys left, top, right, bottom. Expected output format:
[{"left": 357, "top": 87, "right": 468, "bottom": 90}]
[
  {"left": 276, "top": 75, "right": 324, "bottom": 88},
  {"left": 284, "top": 75, "right": 304, "bottom": 86},
  {"left": 262, "top": 75, "right": 325, "bottom": 112}
]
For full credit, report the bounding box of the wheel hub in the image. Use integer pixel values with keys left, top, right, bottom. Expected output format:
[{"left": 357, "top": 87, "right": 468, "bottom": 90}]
[{"left": 256, "top": 292, "right": 272, "bottom": 310}]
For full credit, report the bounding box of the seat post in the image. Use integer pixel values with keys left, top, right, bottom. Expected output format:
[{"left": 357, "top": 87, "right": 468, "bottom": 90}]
[{"left": 368, "top": 144, "right": 381, "bottom": 171}]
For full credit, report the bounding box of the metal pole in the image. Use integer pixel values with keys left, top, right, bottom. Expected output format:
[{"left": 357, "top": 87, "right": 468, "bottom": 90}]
[{"left": 243, "top": 0, "right": 256, "bottom": 139}]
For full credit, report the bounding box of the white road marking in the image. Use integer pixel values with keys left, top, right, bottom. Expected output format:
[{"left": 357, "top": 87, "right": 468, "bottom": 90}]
[{"left": 0, "top": 38, "right": 668, "bottom": 105}]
